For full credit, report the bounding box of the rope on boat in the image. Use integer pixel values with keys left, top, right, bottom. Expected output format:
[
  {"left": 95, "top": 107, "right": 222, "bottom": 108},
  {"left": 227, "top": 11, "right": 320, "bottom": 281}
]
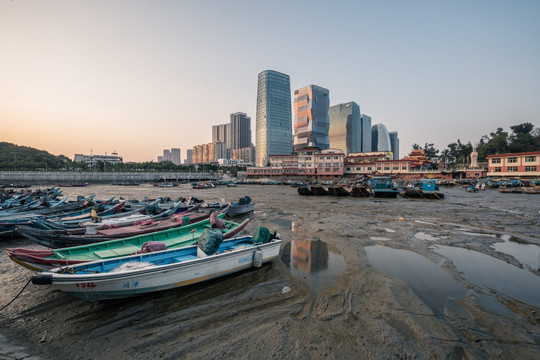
[{"left": 0, "top": 278, "right": 32, "bottom": 313}]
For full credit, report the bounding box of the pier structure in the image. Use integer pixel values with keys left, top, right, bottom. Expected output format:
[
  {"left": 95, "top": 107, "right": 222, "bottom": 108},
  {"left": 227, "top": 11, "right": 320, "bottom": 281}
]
[{"left": 0, "top": 171, "right": 219, "bottom": 185}]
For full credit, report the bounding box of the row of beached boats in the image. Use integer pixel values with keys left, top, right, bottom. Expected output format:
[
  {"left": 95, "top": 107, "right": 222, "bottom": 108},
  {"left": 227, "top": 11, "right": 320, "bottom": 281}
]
[
  {"left": 298, "top": 177, "right": 445, "bottom": 200},
  {"left": 3, "top": 190, "right": 281, "bottom": 302}
]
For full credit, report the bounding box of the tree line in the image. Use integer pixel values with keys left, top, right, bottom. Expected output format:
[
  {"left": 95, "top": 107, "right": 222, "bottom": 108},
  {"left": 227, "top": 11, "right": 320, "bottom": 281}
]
[
  {"left": 0, "top": 142, "right": 246, "bottom": 173},
  {"left": 412, "top": 122, "right": 539, "bottom": 167}
]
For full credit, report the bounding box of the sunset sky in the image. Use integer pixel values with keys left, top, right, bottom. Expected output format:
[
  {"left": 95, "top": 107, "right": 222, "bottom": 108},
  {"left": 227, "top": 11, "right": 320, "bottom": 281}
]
[{"left": 1, "top": 0, "right": 539, "bottom": 162}]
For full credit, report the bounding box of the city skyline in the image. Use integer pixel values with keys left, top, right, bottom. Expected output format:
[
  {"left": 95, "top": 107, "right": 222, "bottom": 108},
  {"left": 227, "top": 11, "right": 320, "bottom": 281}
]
[{"left": 1, "top": 1, "right": 539, "bottom": 162}]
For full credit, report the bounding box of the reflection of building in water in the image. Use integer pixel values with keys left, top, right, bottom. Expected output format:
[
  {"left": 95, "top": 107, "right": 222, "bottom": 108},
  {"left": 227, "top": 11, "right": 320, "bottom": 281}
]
[{"left": 292, "top": 239, "right": 329, "bottom": 274}]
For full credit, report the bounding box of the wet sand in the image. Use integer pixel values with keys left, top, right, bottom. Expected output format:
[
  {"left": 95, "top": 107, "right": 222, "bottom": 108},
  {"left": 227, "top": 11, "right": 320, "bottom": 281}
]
[{"left": 1, "top": 183, "right": 539, "bottom": 359}]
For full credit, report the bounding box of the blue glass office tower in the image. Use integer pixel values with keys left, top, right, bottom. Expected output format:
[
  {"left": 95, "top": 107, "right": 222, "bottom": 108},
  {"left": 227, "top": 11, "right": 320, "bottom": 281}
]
[
  {"left": 256, "top": 70, "right": 293, "bottom": 166},
  {"left": 389, "top": 131, "right": 399, "bottom": 159},
  {"left": 371, "top": 123, "right": 392, "bottom": 152},
  {"left": 360, "top": 114, "right": 372, "bottom": 152},
  {"left": 328, "top": 102, "right": 361, "bottom": 155}
]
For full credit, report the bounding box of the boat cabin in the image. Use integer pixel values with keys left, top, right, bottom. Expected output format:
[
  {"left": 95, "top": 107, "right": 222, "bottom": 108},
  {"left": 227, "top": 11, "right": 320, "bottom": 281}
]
[
  {"left": 370, "top": 177, "right": 394, "bottom": 190},
  {"left": 420, "top": 179, "right": 440, "bottom": 192}
]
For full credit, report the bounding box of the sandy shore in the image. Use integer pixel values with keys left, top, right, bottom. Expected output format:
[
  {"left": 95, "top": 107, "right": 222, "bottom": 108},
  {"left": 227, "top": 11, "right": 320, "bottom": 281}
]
[{"left": 0, "top": 184, "right": 539, "bottom": 359}]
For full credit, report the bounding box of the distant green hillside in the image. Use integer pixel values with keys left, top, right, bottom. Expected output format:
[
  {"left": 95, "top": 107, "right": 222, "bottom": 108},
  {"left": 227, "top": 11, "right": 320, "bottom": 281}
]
[
  {"left": 0, "top": 142, "right": 71, "bottom": 171},
  {"left": 0, "top": 142, "right": 237, "bottom": 173}
]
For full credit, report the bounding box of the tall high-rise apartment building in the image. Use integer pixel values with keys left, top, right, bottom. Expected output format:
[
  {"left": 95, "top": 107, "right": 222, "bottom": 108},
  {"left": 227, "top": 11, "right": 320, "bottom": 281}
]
[
  {"left": 293, "top": 85, "right": 330, "bottom": 151},
  {"left": 233, "top": 145, "right": 256, "bottom": 165},
  {"left": 371, "top": 123, "right": 392, "bottom": 152},
  {"left": 185, "top": 149, "right": 193, "bottom": 164},
  {"left": 230, "top": 112, "right": 251, "bottom": 150},
  {"left": 212, "top": 124, "right": 230, "bottom": 147},
  {"left": 389, "top": 132, "right": 399, "bottom": 160},
  {"left": 214, "top": 141, "right": 227, "bottom": 160},
  {"left": 194, "top": 145, "right": 204, "bottom": 164},
  {"left": 171, "top": 148, "right": 181, "bottom": 165},
  {"left": 328, "top": 102, "right": 361, "bottom": 155},
  {"left": 163, "top": 149, "right": 171, "bottom": 162},
  {"left": 256, "top": 70, "right": 293, "bottom": 166}
]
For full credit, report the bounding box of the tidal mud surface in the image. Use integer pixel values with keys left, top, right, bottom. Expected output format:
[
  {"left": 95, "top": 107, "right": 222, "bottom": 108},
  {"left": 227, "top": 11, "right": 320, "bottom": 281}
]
[{"left": 1, "top": 184, "right": 539, "bottom": 359}]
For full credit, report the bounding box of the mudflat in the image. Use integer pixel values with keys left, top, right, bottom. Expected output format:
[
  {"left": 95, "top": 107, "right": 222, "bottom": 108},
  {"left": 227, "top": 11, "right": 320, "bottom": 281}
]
[{"left": 1, "top": 184, "right": 539, "bottom": 359}]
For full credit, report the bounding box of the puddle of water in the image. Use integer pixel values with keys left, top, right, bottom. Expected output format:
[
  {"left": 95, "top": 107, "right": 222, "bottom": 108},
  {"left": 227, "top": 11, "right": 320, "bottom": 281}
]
[
  {"left": 371, "top": 236, "right": 391, "bottom": 241},
  {"left": 456, "top": 231, "right": 496, "bottom": 237},
  {"left": 365, "top": 245, "right": 466, "bottom": 316},
  {"left": 433, "top": 245, "right": 540, "bottom": 308},
  {"left": 491, "top": 236, "right": 540, "bottom": 271},
  {"left": 473, "top": 291, "right": 516, "bottom": 318},
  {"left": 271, "top": 218, "right": 292, "bottom": 229},
  {"left": 414, "top": 232, "right": 439, "bottom": 241},
  {"left": 414, "top": 220, "right": 436, "bottom": 225},
  {"left": 281, "top": 239, "right": 347, "bottom": 290}
]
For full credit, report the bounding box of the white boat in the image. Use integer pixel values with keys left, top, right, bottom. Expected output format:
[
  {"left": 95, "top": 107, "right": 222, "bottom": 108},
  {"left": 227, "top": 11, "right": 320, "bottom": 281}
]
[
  {"left": 226, "top": 202, "right": 255, "bottom": 217},
  {"left": 31, "top": 234, "right": 281, "bottom": 301}
]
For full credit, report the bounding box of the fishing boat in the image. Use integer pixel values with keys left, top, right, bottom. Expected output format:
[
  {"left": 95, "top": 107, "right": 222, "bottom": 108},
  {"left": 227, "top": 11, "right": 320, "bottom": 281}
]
[
  {"left": 191, "top": 182, "right": 215, "bottom": 189},
  {"left": 0, "top": 195, "right": 99, "bottom": 237},
  {"left": 226, "top": 196, "right": 255, "bottom": 217},
  {"left": 401, "top": 179, "right": 444, "bottom": 199},
  {"left": 15, "top": 204, "right": 219, "bottom": 249},
  {"left": 351, "top": 184, "right": 371, "bottom": 197},
  {"left": 7, "top": 215, "right": 250, "bottom": 271},
  {"left": 370, "top": 177, "right": 399, "bottom": 198},
  {"left": 202, "top": 201, "right": 228, "bottom": 209},
  {"left": 466, "top": 185, "right": 478, "bottom": 193},
  {"left": 42, "top": 200, "right": 192, "bottom": 230},
  {"left": 30, "top": 230, "right": 282, "bottom": 301},
  {"left": 44, "top": 199, "right": 127, "bottom": 225},
  {"left": 57, "top": 183, "right": 89, "bottom": 187}
]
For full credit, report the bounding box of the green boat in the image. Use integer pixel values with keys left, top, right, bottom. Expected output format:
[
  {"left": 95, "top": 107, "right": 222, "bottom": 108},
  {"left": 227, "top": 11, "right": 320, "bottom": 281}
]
[{"left": 7, "top": 215, "right": 250, "bottom": 271}]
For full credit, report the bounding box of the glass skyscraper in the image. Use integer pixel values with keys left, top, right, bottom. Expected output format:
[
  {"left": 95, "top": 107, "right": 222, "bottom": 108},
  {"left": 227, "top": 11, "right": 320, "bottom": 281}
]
[
  {"left": 328, "top": 101, "right": 361, "bottom": 155},
  {"left": 293, "top": 85, "right": 330, "bottom": 151},
  {"left": 256, "top": 70, "right": 293, "bottom": 166},
  {"left": 360, "top": 114, "right": 372, "bottom": 152},
  {"left": 371, "top": 123, "right": 392, "bottom": 152},
  {"left": 389, "top": 131, "right": 399, "bottom": 159}
]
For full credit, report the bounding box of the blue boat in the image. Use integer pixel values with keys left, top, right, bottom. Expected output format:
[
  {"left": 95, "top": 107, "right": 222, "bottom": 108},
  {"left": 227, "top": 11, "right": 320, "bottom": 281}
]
[
  {"left": 466, "top": 185, "right": 478, "bottom": 193},
  {"left": 402, "top": 179, "right": 444, "bottom": 199},
  {"left": 370, "top": 177, "right": 399, "bottom": 198}
]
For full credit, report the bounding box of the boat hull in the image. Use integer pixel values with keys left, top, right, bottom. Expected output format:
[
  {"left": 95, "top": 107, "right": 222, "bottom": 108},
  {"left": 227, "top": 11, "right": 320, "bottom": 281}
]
[
  {"left": 372, "top": 190, "right": 399, "bottom": 198},
  {"left": 297, "top": 187, "right": 314, "bottom": 196},
  {"left": 351, "top": 185, "right": 370, "bottom": 197},
  {"left": 226, "top": 202, "right": 255, "bottom": 216},
  {"left": 402, "top": 189, "right": 444, "bottom": 199},
  {"left": 310, "top": 186, "right": 330, "bottom": 196},
  {"left": 327, "top": 186, "right": 350, "bottom": 196}
]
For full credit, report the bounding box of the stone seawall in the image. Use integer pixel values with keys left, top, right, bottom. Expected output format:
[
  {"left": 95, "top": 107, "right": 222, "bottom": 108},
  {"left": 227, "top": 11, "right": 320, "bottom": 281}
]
[{"left": 0, "top": 171, "right": 218, "bottom": 184}]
